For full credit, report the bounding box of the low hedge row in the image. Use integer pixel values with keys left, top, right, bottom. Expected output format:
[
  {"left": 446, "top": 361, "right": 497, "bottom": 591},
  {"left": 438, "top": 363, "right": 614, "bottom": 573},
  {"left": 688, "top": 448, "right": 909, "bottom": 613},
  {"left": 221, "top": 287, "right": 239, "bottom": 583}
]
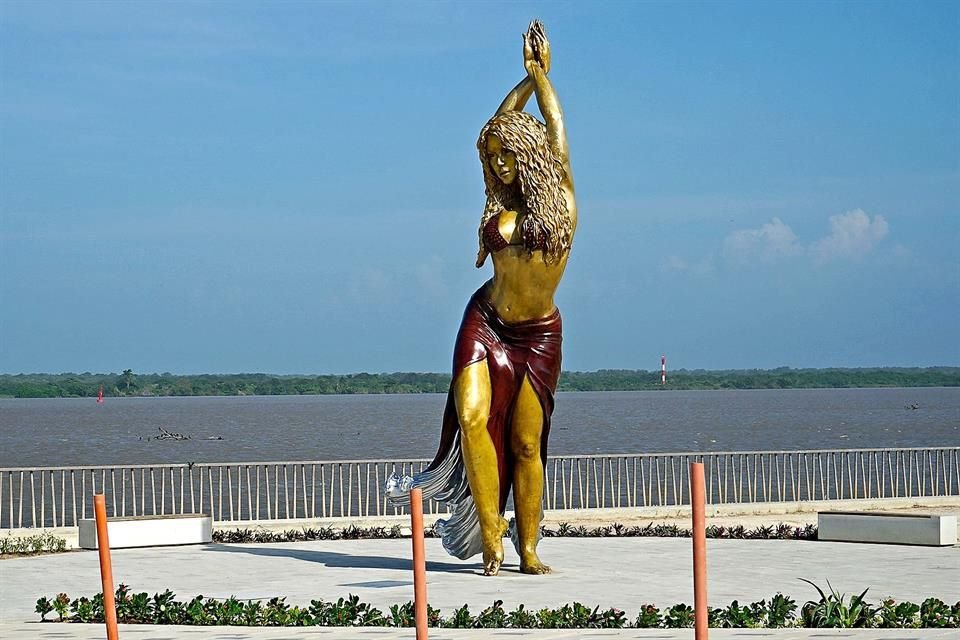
[
  {"left": 36, "top": 584, "right": 959, "bottom": 628},
  {"left": 0, "top": 521, "right": 814, "bottom": 557},
  {"left": 213, "top": 521, "right": 818, "bottom": 543},
  {"left": 0, "top": 532, "right": 67, "bottom": 555}
]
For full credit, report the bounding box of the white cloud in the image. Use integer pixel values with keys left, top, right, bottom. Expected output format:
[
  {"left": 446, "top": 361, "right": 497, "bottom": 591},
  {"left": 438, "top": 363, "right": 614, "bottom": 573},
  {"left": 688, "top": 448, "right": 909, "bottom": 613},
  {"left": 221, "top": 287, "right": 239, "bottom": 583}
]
[
  {"left": 722, "top": 217, "right": 802, "bottom": 263},
  {"left": 719, "top": 209, "right": 889, "bottom": 267},
  {"left": 811, "top": 209, "right": 889, "bottom": 262}
]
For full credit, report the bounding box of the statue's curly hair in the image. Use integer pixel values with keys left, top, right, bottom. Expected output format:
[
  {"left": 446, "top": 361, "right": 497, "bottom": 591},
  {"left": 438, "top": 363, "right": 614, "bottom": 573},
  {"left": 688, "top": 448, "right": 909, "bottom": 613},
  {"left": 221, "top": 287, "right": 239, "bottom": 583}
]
[{"left": 475, "top": 111, "right": 572, "bottom": 267}]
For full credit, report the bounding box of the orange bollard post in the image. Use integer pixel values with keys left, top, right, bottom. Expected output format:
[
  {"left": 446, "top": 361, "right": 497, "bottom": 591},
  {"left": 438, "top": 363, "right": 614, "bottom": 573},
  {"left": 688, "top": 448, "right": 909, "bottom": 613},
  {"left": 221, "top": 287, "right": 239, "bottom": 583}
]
[
  {"left": 94, "top": 494, "right": 119, "bottom": 640},
  {"left": 690, "top": 462, "right": 708, "bottom": 640},
  {"left": 410, "top": 487, "right": 428, "bottom": 640}
]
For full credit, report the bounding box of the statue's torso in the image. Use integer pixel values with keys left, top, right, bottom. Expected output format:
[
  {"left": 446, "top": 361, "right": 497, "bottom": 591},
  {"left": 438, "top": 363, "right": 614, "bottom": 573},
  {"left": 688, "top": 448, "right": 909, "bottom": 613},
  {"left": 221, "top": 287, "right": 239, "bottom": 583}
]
[{"left": 486, "top": 188, "right": 576, "bottom": 324}]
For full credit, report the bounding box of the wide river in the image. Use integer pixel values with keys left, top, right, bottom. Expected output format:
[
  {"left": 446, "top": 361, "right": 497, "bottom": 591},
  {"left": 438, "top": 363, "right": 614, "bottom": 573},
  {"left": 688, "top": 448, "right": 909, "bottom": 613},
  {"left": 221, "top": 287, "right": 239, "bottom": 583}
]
[{"left": 0, "top": 388, "right": 957, "bottom": 468}]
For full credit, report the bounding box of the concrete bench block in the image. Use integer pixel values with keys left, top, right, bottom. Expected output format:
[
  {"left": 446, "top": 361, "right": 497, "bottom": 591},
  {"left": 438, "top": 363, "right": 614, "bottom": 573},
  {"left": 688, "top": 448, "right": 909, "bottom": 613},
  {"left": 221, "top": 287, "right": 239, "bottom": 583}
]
[
  {"left": 818, "top": 511, "right": 957, "bottom": 546},
  {"left": 78, "top": 514, "right": 212, "bottom": 549}
]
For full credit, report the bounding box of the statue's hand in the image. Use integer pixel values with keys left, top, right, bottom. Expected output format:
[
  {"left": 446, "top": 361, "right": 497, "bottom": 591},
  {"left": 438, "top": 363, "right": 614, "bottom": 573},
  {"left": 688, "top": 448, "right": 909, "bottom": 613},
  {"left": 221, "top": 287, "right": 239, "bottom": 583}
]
[
  {"left": 523, "top": 32, "right": 537, "bottom": 75},
  {"left": 524, "top": 20, "right": 550, "bottom": 74}
]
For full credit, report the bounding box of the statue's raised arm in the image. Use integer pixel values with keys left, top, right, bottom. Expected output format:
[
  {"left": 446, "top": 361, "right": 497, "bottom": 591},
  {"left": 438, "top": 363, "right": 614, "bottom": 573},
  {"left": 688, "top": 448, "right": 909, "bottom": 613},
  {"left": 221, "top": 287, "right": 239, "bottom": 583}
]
[
  {"left": 493, "top": 20, "right": 550, "bottom": 117},
  {"left": 388, "top": 20, "right": 577, "bottom": 578},
  {"left": 522, "top": 21, "right": 570, "bottom": 174}
]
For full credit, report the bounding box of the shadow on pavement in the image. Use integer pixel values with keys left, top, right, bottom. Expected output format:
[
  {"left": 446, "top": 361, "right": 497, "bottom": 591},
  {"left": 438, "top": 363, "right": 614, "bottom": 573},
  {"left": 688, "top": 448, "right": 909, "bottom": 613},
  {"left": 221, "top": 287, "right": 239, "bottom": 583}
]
[{"left": 203, "top": 542, "right": 486, "bottom": 574}]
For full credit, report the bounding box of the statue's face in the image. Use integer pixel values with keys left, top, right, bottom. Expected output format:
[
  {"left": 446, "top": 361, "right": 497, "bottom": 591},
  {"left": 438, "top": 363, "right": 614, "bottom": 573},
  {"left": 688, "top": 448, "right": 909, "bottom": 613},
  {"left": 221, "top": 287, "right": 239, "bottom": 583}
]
[{"left": 485, "top": 134, "right": 517, "bottom": 185}]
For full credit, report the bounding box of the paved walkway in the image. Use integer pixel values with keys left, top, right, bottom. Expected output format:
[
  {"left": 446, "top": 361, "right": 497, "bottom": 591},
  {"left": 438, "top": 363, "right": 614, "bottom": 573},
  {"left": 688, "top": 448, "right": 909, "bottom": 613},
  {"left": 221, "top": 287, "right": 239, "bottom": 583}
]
[{"left": 1, "top": 531, "right": 958, "bottom": 639}]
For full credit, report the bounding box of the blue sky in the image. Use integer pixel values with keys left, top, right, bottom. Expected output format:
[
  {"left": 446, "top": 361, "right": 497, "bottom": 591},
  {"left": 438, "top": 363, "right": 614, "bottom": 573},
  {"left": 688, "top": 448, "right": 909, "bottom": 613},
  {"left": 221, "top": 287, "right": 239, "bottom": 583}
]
[{"left": 1, "top": 0, "right": 957, "bottom": 374}]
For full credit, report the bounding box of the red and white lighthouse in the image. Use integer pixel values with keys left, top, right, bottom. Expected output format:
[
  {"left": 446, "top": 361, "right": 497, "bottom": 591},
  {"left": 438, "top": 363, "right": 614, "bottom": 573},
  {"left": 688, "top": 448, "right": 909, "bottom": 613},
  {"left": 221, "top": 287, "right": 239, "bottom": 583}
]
[{"left": 660, "top": 355, "right": 667, "bottom": 385}]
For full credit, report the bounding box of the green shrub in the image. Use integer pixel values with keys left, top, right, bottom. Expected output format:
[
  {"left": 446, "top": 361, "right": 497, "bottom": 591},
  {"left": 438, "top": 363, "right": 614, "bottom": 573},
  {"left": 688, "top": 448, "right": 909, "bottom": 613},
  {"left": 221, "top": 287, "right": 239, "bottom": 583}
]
[
  {"left": 767, "top": 593, "right": 798, "bottom": 627},
  {"left": 1, "top": 532, "right": 67, "bottom": 555},
  {"left": 634, "top": 603, "right": 661, "bottom": 627},
  {"left": 262, "top": 596, "right": 289, "bottom": 626},
  {"left": 505, "top": 603, "right": 537, "bottom": 628},
  {"left": 150, "top": 589, "right": 184, "bottom": 624},
  {"left": 387, "top": 601, "right": 415, "bottom": 627},
  {"left": 800, "top": 579, "right": 874, "bottom": 628},
  {"left": 474, "top": 599, "right": 506, "bottom": 627},
  {"left": 553, "top": 602, "right": 595, "bottom": 628},
  {"left": 33, "top": 585, "right": 954, "bottom": 629},
  {"left": 715, "top": 600, "right": 765, "bottom": 628},
  {"left": 595, "top": 606, "right": 628, "bottom": 628},
  {"left": 184, "top": 595, "right": 214, "bottom": 625},
  {"left": 444, "top": 604, "right": 474, "bottom": 628},
  {"left": 877, "top": 598, "right": 920, "bottom": 628},
  {"left": 126, "top": 591, "right": 151, "bottom": 623},
  {"left": 241, "top": 600, "right": 263, "bottom": 625},
  {"left": 663, "top": 603, "right": 695, "bottom": 628},
  {"left": 212, "top": 522, "right": 818, "bottom": 543},
  {"left": 70, "top": 597, "right": 95, "bottom": 624},
  {"left": 35, "top": 597, "right": 53, "bottom": 621},
  {"left": 919, "top": 597, "right": 956, "bottom": 628},
  {"left": 426, "top": 604, "right": 443, "bottom": 627},
  {"left": 310, "top": 594, "right": 384, "bottom": 626}
]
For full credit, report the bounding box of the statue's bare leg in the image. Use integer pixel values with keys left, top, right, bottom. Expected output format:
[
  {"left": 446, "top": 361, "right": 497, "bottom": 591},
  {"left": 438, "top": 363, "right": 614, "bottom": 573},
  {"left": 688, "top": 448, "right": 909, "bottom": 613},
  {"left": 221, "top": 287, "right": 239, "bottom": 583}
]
[
  {"left": 454, "top": 360, "right": 508, "bottom": 576},
  {"left": 511, "top": 374, "right": 551, "bottom": 574}
]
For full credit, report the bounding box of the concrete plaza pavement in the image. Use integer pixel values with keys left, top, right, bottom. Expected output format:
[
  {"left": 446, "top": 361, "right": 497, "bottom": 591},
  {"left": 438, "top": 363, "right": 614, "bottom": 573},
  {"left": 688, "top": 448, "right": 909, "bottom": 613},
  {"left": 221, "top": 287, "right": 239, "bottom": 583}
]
[{"left": 1, "top": 533, "right": 957, "bottom": 639}]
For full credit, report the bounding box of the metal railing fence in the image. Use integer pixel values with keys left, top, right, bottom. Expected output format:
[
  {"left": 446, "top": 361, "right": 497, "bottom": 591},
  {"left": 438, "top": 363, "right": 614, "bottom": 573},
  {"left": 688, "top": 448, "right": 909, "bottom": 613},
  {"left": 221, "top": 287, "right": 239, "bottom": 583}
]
[{"left": 2, "top": 447, "right": 957, "bottom": 530}]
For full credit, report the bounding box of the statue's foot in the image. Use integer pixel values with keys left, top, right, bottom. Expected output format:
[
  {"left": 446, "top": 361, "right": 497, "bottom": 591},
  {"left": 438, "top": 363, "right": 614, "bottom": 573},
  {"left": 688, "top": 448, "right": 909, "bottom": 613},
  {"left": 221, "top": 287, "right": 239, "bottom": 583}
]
[
  {"left": 483, "top": 550, "right": 503, "bottom": 576},
  {"left": 481, "top": 517, "right": 509, "bottom": 576},
  {"left": 519, "top": 552, "right": 552, "bottom": 575}
]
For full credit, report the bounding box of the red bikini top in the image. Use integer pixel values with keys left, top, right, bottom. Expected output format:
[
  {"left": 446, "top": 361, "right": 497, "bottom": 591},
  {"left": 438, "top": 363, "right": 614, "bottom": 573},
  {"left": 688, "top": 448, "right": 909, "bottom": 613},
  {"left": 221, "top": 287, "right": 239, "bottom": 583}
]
[{"left": 482, "top": 212, "right": 548, "bottom": 253}]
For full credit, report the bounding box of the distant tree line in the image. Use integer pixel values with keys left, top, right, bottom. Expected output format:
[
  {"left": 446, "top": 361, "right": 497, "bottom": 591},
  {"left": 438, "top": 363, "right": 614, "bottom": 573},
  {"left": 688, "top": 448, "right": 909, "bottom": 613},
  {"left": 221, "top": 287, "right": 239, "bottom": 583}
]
[
  {"left": 558, "top": 367, "right": 960, "bottom": 391},
  {"left": 0, "top": 367, "right": 957, "bottom": 399}
]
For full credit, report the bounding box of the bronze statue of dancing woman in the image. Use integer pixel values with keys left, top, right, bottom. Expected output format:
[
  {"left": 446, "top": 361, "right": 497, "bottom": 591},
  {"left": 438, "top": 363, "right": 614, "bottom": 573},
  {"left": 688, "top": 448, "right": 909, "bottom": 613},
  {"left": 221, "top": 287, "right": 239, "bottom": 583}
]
[{"left": 388, "top": 21, "right": 576, "bottom": 577}]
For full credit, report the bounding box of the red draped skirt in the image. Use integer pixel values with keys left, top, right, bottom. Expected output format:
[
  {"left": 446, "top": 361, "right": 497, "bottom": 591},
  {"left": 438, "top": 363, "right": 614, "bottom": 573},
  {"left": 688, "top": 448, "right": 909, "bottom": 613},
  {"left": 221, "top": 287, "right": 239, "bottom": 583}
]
[{"left": 426, "top": 285, "right": 563, "bottom": 513}]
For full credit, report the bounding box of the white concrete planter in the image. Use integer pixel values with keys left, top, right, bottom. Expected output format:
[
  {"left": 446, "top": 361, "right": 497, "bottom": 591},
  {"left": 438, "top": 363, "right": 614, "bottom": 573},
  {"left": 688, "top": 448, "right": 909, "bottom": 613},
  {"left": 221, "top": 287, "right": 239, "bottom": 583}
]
[
  {"left": 818, "top": 511, "right": 957, "bottom": 546},
  {"left": 78, "top": 514, "right": 212, "bottom": 549}
]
